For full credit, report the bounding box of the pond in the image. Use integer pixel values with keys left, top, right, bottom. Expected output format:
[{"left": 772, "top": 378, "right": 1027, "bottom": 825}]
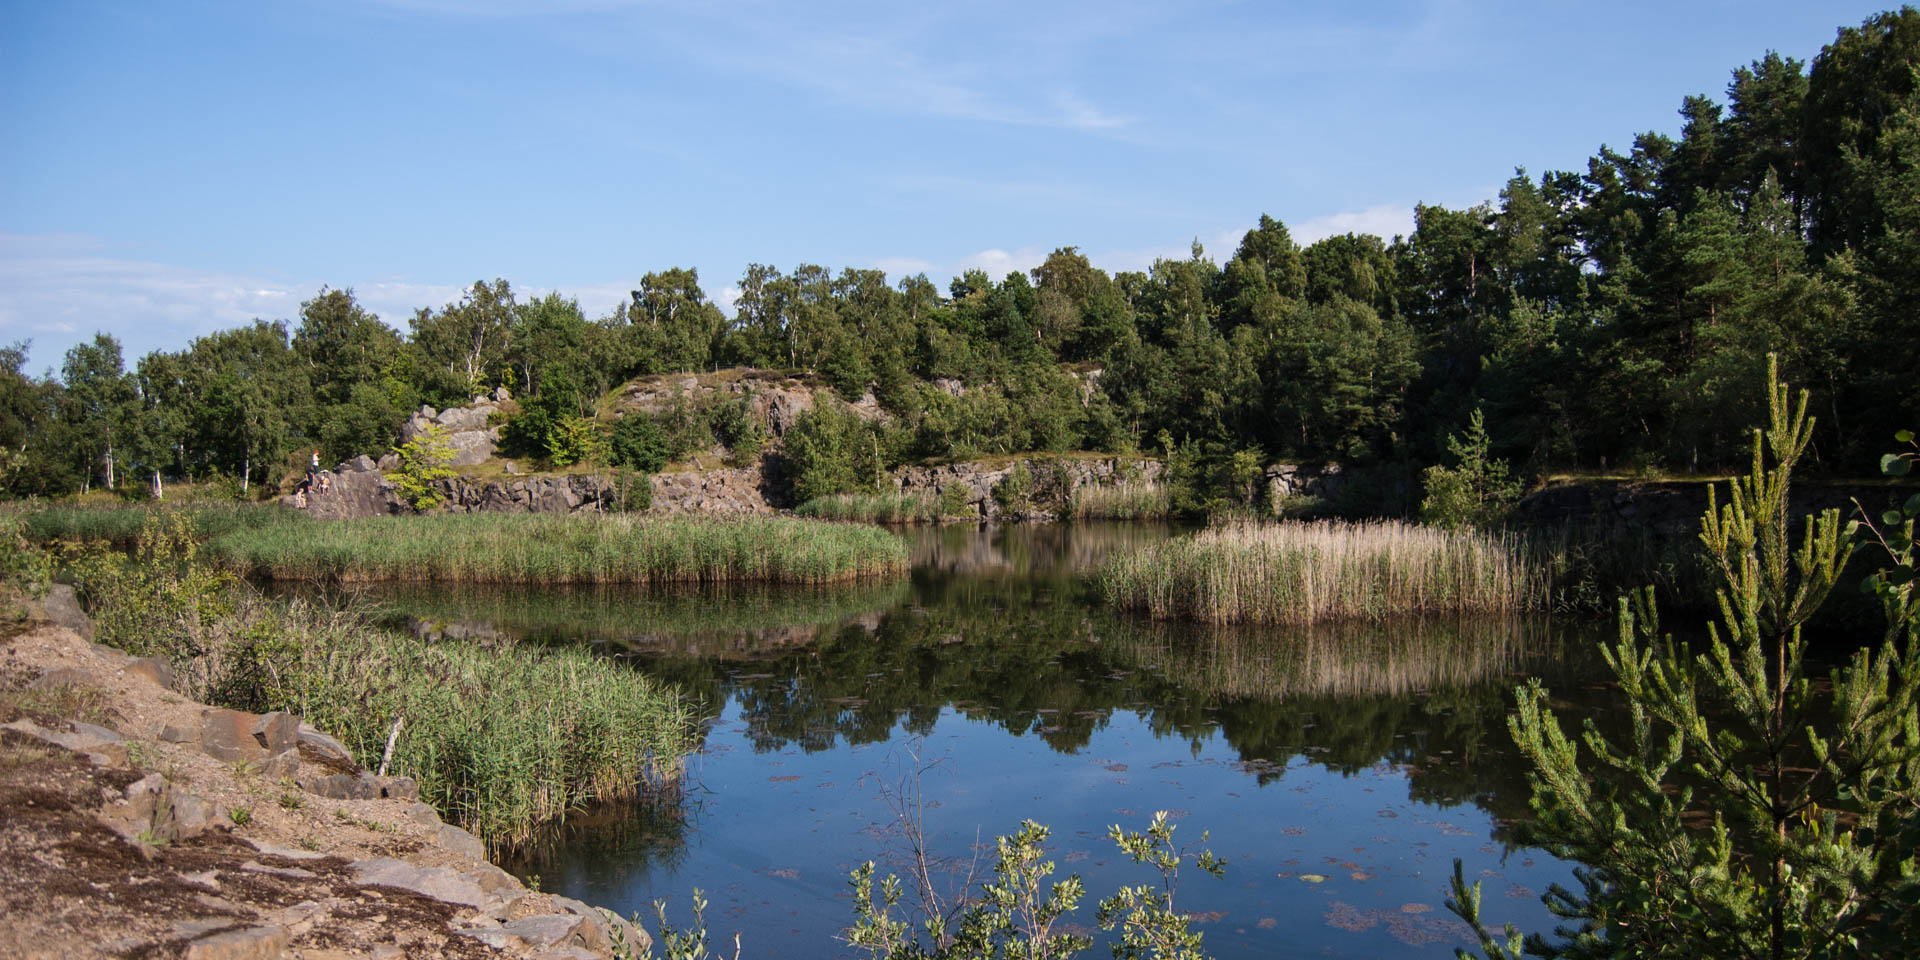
[{"left": 369, "top": 522, "right": 1614, "bottom": 958}]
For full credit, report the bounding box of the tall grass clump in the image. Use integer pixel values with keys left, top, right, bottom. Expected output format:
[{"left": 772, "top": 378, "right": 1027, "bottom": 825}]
[
  {"left": 45, "top": 513, "right": 700, "bottom": 852},
  {"left": 1068, "top": 483, "right": 1170, "bottom": 521},
  {"left": 211, "top": 512, "right": 909, "bottom": 584},
  {"left": 1102, "top": 520, "right": 1546, "bottom": 624},
  {"left": 796, "top": 491, "right": 946, "bottom": 523},
  {"left": 284, "top": 608, "right": 700, "bottom": 850},
  {"left": 21, "top": 501, "right": 305, "bottom": 546}
]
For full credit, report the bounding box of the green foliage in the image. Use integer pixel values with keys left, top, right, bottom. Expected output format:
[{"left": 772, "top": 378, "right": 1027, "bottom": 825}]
[
  {"left": 940, "top": 482, "right": 973, "bottom": 519},
  {"left": 610, "top": 413, "right": 671, "bottom": 473},
  {"left": 387, "top": 424, "right": 457, "bottom": 510},
  {"left": 1451, "top": 359, "right": 1920, "bottom": 958},
  {"left": 0, "top": 515, "right": 53, "bottom": 607},
  {"left": 613, "top": 469, "right": 654, "bottom": 514},
  {"left": 783, "top": 401, "right": 885, "bottom": 504},
  {"left": 546, "top": 416, "right": 606, "bottom": 468},
  {"left": 844, "top": 814, "right": 1224, "bottom": 960},
  {"left": 711, "top": 395, "right": 769, "bottom": 467},
  {"left": 991, "top": 463, "right": 1034, "bottom": 516},
  {"left": 1421, "top": 408, "right": 1522, "bottom": 529},
  {"left": 210, "top": 512, "right": 909, "bottom": 584},
  {"left": 60, "top": 511, "right": 698, "bottom": 850}
]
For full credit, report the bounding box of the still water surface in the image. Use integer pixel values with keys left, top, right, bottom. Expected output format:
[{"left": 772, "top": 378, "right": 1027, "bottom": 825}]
[{"left": 378, "top": 523, "right": 1611, "bottom": 958}]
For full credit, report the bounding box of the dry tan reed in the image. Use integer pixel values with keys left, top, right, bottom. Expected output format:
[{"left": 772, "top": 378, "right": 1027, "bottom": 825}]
[{"left": 1102, "top": 520, "right": 1546, "bottom": 624}]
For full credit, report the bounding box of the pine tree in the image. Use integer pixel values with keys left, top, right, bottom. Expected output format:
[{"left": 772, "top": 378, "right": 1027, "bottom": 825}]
[{"left": 1449, "top": 356, "right": 1920, "bottom": 959}]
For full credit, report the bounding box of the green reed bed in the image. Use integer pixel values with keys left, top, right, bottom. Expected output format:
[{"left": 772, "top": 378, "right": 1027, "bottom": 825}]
[
  {"left": 21, "top": 501, "right": 305, "bottom": 546},
  {"left": 284, "top": 610, "right": 700, "bottom": 850},
  {"left": 210, "top": 512, "right": 909, "bottom": 584},
  {"left": 1068, "top": 482, "right": 1170, "bottom": 521},
  {"left": 1102, "top": 520, "right": 1546, "bottom": 624},
  {"left": 360, "top": 579, "right": 911, "bottom": 645},
  {"left": 795, "top": 491, "right": 947, "bottom": 523}
]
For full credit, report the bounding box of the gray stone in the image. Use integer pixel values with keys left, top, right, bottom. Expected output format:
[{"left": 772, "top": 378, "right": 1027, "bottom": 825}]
[
  {"left": 30, "top": 666, "right": 96, "bottom": 690},
  {"left": 296, "top": 725, "right": 356, "bottom": 767},
  {"left": 36, "top": 584, "right": 94, "bottom": 641},
  {"left": 379, "top": 775, "right": 419, "bottom": 800},
  {"left": 462, "top": 861, "right": 522, "bottom": 895},
  {"left": 159, "top": 723, "right": 196, "bottom": 743},
  {"left": 453, "top": 926, "right": 527, "bottom": 951},
  {"left": 436, "top": 823, "right": 486, "bottom": 860},
  {"left": 344, "top": 455, "right": 378, "bottom": 473},
  {"left": 123, "top": 655, "right": 176, "bottom": 690},
  {"left": 182, "top": 924, "right": 290, "bottom": 960},
  {"left": 241, "top": 859, "right": 317, "bottom": 880},
  {"left": 350, "top": 857, "right": 491, "bottom": 909},
  {"left": 99, "top": 772, "right": 175, "bottom": 844},
  {"left": 500, "top": 914, "right": 591, "bottom": 950},
  {"left": 258, "top": 748, "right": 300, "bottom": 780},
  {"left": 404, "top": 802, "right": 441, "bottom": 827},
  {"left": 169, "top": 790, "right": 226, "bottom": 840},
  {"left": 2, "top": 717, "right": 124, "bottom": 766},
  {"left": 301, "top": 772, "right": 381, "bottom": 800},
  {"left": 552, "top": 896, "right": 646, "bottom": 954},
  {"left": 249, "top": 841, "right": 328, "bottom": 861}
]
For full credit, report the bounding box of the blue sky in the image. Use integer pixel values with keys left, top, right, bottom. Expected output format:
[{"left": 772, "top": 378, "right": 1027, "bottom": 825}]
[{"left": 0, "top": 0, "right": 1897, "bottom": 372}]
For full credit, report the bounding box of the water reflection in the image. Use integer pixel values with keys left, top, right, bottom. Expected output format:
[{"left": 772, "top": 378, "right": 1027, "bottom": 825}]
[{"left": 352, "top": 523, "right": 1608, "bottom": 958}]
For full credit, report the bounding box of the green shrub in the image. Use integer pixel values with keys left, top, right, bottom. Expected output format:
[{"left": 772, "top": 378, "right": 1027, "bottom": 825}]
[
  {"left": 940, "top": 482, "right": 973, "bottom": 518},
  {"left": 387, "top": 424, "right": 457, "bottom": 510},
  {"left": 610, "top": 413, "right": 670, "bottom": 473},
  {"left": 1420, "top": 408, "right": 1521, "bottom": 529},
  {"left": 784, "top": 402, "right": 883, "bottom": 503}
]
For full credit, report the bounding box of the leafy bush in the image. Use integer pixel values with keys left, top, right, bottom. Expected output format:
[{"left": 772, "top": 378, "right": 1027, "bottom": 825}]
[
  {"left": 711, "top": 395, "right": 769, "bottom": 467},
  {"left": 610, "top": 413, "right": 671, "bottom": 473},
  {"left": 783, "top": 402, "right": 884, "bottom": 504},
  {"left": 939, "top": 482, "right": 973, "bottom": 519},
  {"left": 545, "top": 416, "right": 606, "bottom": 467},
  {"left": 1420, "top": 408, "right": 1521, "bottom": 529},
  {"left": 387, "top": 424, "right": 457, "bottom": 510}
]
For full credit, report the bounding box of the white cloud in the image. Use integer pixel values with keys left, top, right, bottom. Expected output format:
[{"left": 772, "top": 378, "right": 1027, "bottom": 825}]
[
  {"left": 1291, "top": 204, "right": 1418, "bottom": 245},
  {"left": 0, "top": 243, "right": 303, "bottom": 370},
  {"left": 867, "top": 257, "right": 936, "bottom": 279},
  {"left": 956, "top": 247, "right": 1048, "bottom": 280},
  {"left": 0, "top": 234, "right": 649, "bottom": 370}
]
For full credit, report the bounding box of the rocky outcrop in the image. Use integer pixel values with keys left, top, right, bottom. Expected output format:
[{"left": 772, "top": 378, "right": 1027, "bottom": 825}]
[
  {"left": 615, "top": 369, "right": 881, "bottom": 437},
  {"left": 396, "top": 389, "right": 512, "bottom": 467},
  {"left": 1264, "top": 462, "right": 1346, "bottom": 514},
  {"left": 896, "top": 456, "right": 1164, "bottom": 521},
  {"left": 1, "top": 604, "right": 652, "bottom": 960},
  {"left": 1512, "top": 477, "right": 1912, "bottom": 534}
]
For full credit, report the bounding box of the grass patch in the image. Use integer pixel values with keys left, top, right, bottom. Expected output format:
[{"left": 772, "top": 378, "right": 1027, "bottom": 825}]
[
  {"left": 209, "top": 513, "right": 909, "bottom": 584},
  {"left": 1068, "top": 483, "right": 1170, "bottom": 521},
  {"left": 358, "top": 580, "right": 910, "bottom": 645},
  {"left": 1102, "top": 520, "right": 1546, "bottom": 624},
  {"left": 40, "top": 512, "right": 704, "bottom": 852},
  {"left": 18, "top": 502, "right": 305, "bottom": 546},
  {"left": 272, "top": 602, "right": 699, "bottom": 850},
  {"left": 795, "top": 491, "right": 959, "bottom": 524}
]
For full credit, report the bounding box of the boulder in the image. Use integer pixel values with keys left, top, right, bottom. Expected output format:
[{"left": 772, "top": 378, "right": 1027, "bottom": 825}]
[
  {"left": 436, "top": 823, "right": 486, "bottom": 860},
  {"left": 295, "top": 725, "right": 357, "bottom": 770},
  {"left": 197, "top": 709, "right": 297, "bottom": 764},
  {"left": 182, "top": 924, "right": 290, "bottom": 960},
  {"left": 299, "top": 772, "right": 382, "bottom": 800},
  {"left": 35, "top": 584, "right": 94, "bottom": 641},
  {"left": 350, "top": 858, "right": 490, "bottom": 909}
]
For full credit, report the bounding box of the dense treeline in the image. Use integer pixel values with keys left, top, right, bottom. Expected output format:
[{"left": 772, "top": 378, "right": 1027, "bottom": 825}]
[{"left": 2, "top": 9, "right": 1914, "bottom": 503}]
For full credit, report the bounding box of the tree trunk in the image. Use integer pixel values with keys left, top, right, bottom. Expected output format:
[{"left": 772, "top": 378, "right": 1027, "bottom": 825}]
[
  {"left": 242, "top": 455, "right": 251, "bottom": 495},
  {"left": 151, "top": 469, "right": 163, "bottom": 501}
]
